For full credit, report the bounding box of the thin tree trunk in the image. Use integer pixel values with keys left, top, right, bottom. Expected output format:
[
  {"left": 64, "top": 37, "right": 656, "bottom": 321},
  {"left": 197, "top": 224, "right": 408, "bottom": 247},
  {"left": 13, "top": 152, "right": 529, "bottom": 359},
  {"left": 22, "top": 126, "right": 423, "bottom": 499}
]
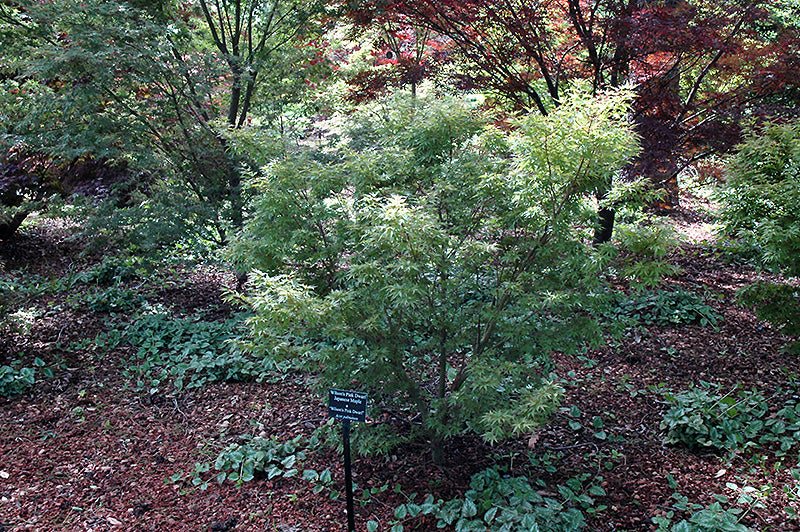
[{"left": 594, "top": 205, "right": 615, "bottom": 245}]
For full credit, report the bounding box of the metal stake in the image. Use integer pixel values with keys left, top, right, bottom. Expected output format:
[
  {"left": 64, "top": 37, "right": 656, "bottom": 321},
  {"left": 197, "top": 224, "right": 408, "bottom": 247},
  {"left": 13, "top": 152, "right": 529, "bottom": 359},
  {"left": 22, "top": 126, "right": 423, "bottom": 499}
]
[{"left": 343, "top": 419, "right": 355, "bottom": 532}]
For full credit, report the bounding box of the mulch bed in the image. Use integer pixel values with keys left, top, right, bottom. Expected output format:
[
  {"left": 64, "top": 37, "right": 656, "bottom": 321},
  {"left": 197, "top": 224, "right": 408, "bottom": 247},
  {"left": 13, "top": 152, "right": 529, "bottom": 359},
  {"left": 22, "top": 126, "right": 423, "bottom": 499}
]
[{"left": 1, "top": 216, "right": 799, "bottom": 532}]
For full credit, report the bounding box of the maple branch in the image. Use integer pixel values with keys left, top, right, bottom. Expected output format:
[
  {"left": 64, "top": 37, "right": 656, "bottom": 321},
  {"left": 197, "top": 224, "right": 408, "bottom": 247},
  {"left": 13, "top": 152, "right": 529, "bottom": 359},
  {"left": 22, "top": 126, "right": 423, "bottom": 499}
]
[
  {"left": 681, "top": 2, "right": 754, "bottom": 121},
  {"left": 200, "top": 0, "right": 228, "bottom": 55}
]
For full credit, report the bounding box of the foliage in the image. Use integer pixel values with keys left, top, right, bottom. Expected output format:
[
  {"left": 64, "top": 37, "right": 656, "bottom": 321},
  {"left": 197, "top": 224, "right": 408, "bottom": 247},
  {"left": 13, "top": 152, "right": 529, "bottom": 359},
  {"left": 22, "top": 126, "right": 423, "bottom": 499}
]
[
  {"left": 2, "top": 0, "right": 329, "bottom": 244},
  {"left": 738, "top": 282, "right": 800, "bottom": 342},
  {"left": 83, "top": 286, "right": 144, "bottom": 314},
  {"left": 347, "top": 0, "right": 800, "bottom": 209},
  {"left": 117, "top": 311, "right": 284, "bottom": 394},
  {"left": 718, "top": 120, "right": 800, "bottom": 348},
  {"left": 611, "top": 220, "right": 683, "bottom": 289},
  {"left": 0, "top": 271, "right": 76, "bottom": 303},
  {"left": 719, "top": 120, "right": 800, "bottom": 277},
  {"left": 0, "top": 150, "right": 133, "bottom": 239},
  {"left": 737, "top": 282, "right": 800, "bottom": 343},
  {"left": 653, "top": 493, "right": 754, "bottom": 532},
  {"left": 213, "top": 435, "right": 306, "bottom": 487},
  {"left": 83, "top": 254, "right": 147, "bottom": 285},
  {"left": 591, "top": 289, "right": 720, "bottom": 331},
  {"left": 227, "top": 153, "right": 348, "bottom": 292},
  {"left": 311, "top": 416, "right": 412, "bottom": 458},
  {"left": 0, "top": 358, "right": 52, "bottom": 397},
  {"left": 342, "top": 5, "right": 449, "bottom": 101},
  {"left": 62, "top": 184, "right": 213, "bottom": 260},
  {"left": 2, "top": 0, "right": 225, "bottom": 241},
  {"left": 232, "top": 91, "right": 639, "bottom": 461},
  {"left": 0, "top": 150, "right": 55, "bottom": 239},
  {"left": 661, "top": 383, "right": 800, "bottom": 455},
  {"left": 197, "top": 0, "right": 328, "bottom": 128},
  {"left": 371, "top": 467, "right": 598, "bottom": 532}
]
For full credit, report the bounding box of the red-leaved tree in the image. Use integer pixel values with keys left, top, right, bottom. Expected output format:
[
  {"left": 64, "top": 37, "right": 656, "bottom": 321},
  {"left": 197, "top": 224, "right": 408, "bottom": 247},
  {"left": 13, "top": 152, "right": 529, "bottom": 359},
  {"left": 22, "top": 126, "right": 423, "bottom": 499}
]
[
  {"left": 341, "top": 0, "right": 452, "bottom": 102},
  {"left": 344, "top": 0, "right": 800, "bottom": 237}
]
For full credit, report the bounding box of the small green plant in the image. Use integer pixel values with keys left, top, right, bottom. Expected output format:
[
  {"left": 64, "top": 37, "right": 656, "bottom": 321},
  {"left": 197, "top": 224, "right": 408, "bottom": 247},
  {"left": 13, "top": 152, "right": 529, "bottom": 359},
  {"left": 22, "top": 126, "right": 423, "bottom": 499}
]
[
  {"left": 213, "top": 435, "right": 306, "bottom": 487},
  {"left": 84, "top": 286, "right": 144, "bottom": 313},
  {"left": 592, "top": 289, "right": 720, "bottom": 330},
  {"left": 118, "top": 311, "right": 287, "bottom": 393},
  {"left": 371, "top": 467, "right": 601, "bottom": 532},
  {"left": 652, "top": 493, "right": 754, "bottom": 531},
  {"left": 562, "top": 405, "right": 609, "bottom": 441},
  {"left": 0, "top": 275, "right": 49, "bottom": 311},
  {"left": 0, "top": 357, "right": 52, "bottom": 397},
  {"left": 2, "top": 307, "right": 41, "bottom": 335},
  {"left": 613, "top": 220, "right": 683, "bottom": 289},
  {"left": 300, "top": 467, "right": 335, "bottom": 496},
  {"left": 661, "top": 383, "right": 800, "bottom": 454},
  {"left": 84, "top": 254, "right": 147, "bottom": 285}
]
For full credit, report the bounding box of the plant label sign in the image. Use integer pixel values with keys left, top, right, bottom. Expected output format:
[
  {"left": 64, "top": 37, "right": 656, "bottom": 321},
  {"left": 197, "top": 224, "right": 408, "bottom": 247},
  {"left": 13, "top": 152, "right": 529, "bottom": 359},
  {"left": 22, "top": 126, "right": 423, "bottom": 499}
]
[{"left": 328, "top": 389, "right": 367, "bottom": 423}]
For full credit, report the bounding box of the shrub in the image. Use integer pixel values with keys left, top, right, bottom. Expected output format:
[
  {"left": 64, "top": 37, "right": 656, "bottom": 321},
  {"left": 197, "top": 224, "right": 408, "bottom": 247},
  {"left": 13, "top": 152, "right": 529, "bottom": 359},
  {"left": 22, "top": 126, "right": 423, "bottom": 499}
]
[
  {"left": 118, "top": 311, "right": 286, "bottom": 393},
  {"left": 84, "top": 286, "right": 144, "bottom": 313},
  {"left": 0, "top": 146, "right": 135, "bottom": 240},
  {"left": 661, "top": 385, "right": 764, "bottom": 451},
  {"left": 0, "top": 149, "right": 57, "bottom": 240},
  {"left": 64, "top": 181, "right": 212, "bottom": 260},
  {"left": 213, "top": 435, "right": 306, "bottom": 487},
  {"left": 653, "top": 494, "right": 754, "bottom": 532},
  {"left": 591, "top": 289, "right": 720, "bottom": 330},
  {"left": 432, "top": 468, "right": 587, "bottom": 532},
  {"left": 612, "top": 219, "right": 683, "bottom": 289},
  {"left": 84, "top": 254, "right": 147, "bottom": 285},
  {"left": 719, "top": 120, "right": 800, "bottom": 277},
  {"left": 718, "top": 120, "right": 800, "bottom": 349},
  {"left": 737, "top": 282, "right": 800, "bottom": 343},
  {"left": 232, "top": 91, "right": 640, "bottom": 461}
]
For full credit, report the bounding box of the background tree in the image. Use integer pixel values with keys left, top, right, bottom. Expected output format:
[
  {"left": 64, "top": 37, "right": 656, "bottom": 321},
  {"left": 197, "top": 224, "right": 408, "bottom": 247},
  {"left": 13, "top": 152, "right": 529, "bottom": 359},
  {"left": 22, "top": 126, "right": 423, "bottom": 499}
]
[
  {"left": 342, "top": 1, "right": 448, "bottom": 102},
  {"left": 199, "top": 0, "right": 326, "bottom": 128},
  {"left": 0, "top": 0, "right": 328, "bottom": 243},
  {"left": 344, "top": 0, "right": 800, "bottom": 238},
  {"left": 198, "top": 0, "right": 328, "bottom": 228}
]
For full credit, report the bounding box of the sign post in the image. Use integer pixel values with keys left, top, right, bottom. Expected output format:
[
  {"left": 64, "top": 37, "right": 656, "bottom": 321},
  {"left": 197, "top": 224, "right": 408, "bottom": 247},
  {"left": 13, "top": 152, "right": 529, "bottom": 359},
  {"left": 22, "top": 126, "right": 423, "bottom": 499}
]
[
  {"left": 328, "top": 389, "right": 368, "bottom": 532},
  {"left": 342, "top": 419, "right": 355, "bottom": 532}
]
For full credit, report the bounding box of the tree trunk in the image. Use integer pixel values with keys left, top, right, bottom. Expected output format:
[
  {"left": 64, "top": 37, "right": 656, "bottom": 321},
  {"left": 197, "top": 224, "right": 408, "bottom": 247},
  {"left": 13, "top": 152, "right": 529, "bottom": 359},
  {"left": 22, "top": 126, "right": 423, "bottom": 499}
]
[
  {"left": 0, "top": 211, "right": 29, "bottom": 240},
  {"left": 593, "top": 205, "right": 615, "bottom": 245},
  {"left": 226, "top": 71, "right": 245, "bottom": 230},
  {"left": 633, "top": 60, "right": 682, "bottom": 211},
  {"left": 431, "top": 435, "right": 445, "bottom": 465}
]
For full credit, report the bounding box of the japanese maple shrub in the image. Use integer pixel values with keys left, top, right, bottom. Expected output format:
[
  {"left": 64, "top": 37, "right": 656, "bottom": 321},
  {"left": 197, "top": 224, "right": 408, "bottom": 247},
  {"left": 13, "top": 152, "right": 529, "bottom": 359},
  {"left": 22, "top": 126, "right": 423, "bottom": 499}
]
[
  {"left": 231, "top": 90, "right": 639, "bottom": 463},
  {"left": 719, "top": 120, "right": 800, "bottom": 346}
]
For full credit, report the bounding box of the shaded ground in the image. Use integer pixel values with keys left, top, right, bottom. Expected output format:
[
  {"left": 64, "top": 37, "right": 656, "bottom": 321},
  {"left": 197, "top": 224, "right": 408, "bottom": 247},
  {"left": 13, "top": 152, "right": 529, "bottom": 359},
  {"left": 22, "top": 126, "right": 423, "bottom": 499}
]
[{"left": 1, "top": 211, "right": 799, "bottom": 532}]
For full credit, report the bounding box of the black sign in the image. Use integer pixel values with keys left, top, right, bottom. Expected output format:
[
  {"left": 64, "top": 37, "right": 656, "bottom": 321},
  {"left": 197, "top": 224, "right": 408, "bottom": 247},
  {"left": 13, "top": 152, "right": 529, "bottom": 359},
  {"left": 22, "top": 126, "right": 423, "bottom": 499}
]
[{"left": 328, "top": 389, "right": 368, "bottom": 423}]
